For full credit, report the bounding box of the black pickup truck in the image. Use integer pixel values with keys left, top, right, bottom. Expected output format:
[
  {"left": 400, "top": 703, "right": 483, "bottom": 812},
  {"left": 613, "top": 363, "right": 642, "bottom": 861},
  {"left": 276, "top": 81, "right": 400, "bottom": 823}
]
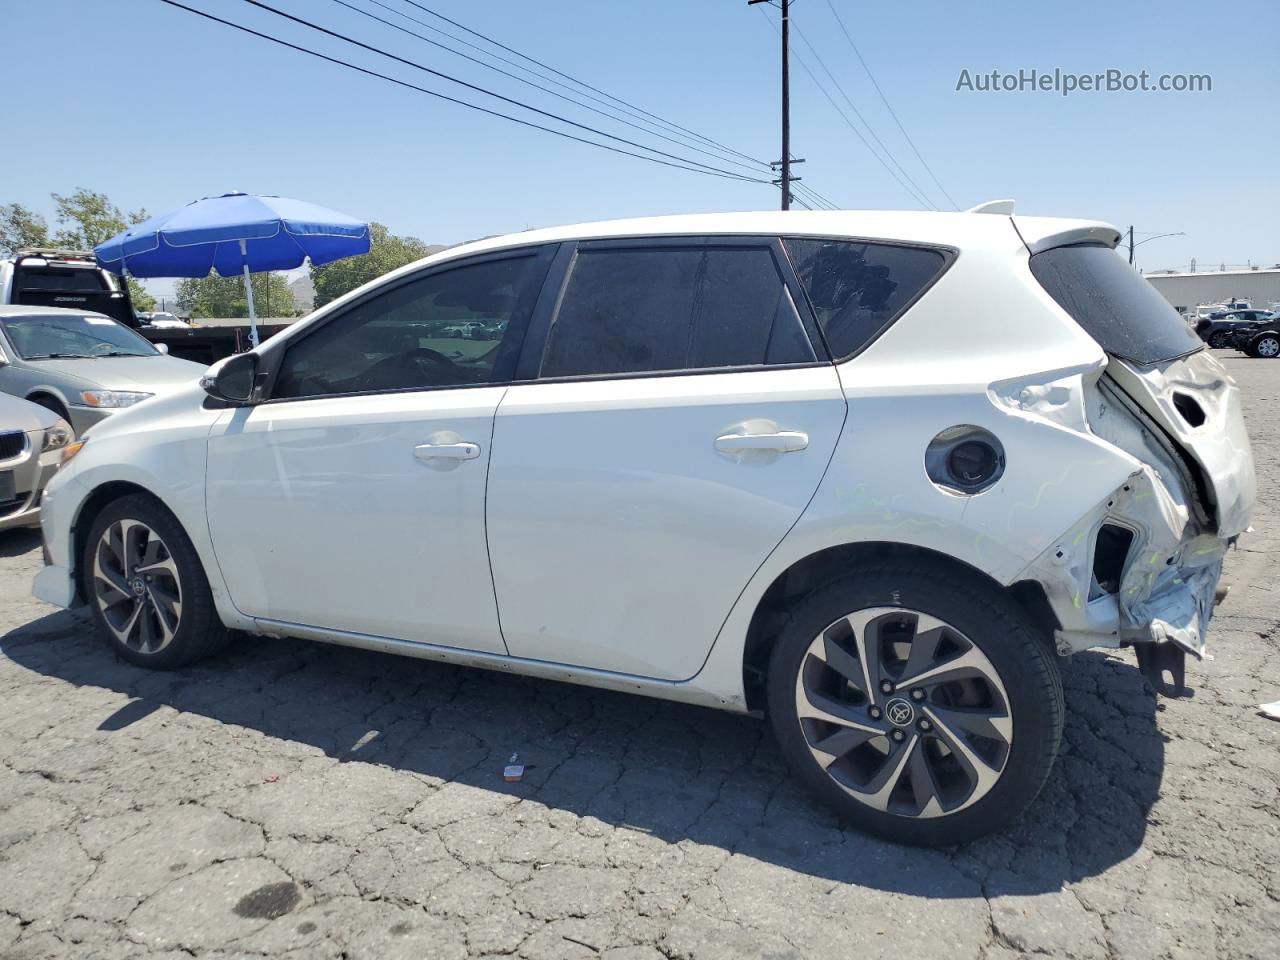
[{"left": 0, "top": 249, "right": 291, "bottom": 364}]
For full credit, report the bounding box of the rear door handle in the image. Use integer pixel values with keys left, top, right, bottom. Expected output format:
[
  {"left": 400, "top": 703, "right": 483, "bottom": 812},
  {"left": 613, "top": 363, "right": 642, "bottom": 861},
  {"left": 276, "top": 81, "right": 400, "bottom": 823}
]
[
  {"left": 714, "top": 431, "right": 809, "bottom": 453},
  {"left": 414, "top": 441, "right": 481, "bottom": 461}
]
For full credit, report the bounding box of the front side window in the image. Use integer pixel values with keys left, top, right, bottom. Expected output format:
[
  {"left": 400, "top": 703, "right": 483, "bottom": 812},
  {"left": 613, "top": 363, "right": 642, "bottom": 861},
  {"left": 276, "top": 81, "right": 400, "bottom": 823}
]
[
  {"left": 0, "top": 312, "right": 157, "bottom": 359},
  {"left": 539, "top": 245, "right": 816, "bottom": 378},
  {"left": 783, "top": 238, "right": 949, "bottom": 360},
  {"left": 273, "top": 256, "right": 537, "bottom": 399}
]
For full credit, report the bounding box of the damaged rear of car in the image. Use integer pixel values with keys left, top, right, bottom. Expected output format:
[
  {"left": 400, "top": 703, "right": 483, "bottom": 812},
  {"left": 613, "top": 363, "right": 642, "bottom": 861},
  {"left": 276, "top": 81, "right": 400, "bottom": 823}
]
[{"left": 1015, "top": 233, "right": 1255, "bottom": 693}]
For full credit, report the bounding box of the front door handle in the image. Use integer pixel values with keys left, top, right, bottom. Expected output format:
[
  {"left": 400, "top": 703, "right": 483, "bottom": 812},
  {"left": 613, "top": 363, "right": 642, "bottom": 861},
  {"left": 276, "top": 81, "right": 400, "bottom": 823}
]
[
  {"left": 715, "top": 431, "right": 809, "bottom": 454},
  {"left": 414, "top": 441, "right": 480, "bottom": 461}
]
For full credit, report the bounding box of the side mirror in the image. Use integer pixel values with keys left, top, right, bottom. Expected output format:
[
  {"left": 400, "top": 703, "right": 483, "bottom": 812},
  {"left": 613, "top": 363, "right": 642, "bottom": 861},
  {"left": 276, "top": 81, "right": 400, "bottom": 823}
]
[
  {"left": 201, "top": 352, "right": 258, "bottom": 404},
  {"left": 155, "top": 343, "right": 170, "bottom": 355}
]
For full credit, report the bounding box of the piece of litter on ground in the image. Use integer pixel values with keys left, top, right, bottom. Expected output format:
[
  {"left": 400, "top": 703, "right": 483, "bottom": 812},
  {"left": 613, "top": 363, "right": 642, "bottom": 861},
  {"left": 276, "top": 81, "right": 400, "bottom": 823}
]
[
  {"left": 504, "top": 752, "right": 524, "bottom": 782},
  {"left": 1258, "top": 701, "right": 1280, "bottom": 721},
  {"left": 262, "top": 774, "right": 279, "bottom": 783}
]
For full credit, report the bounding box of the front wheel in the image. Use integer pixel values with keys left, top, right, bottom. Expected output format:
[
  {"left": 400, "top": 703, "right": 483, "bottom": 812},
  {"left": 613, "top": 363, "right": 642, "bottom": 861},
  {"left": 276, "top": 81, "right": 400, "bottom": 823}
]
[
  {"left": 766, "top": 562, "right": 1063, "bottom": 845},
  {"left": 83, "top": 495, "right": 229, "bottom": 668},
  {"left": 1209, "top": 332, "right": 1230, "bottom": 348}
]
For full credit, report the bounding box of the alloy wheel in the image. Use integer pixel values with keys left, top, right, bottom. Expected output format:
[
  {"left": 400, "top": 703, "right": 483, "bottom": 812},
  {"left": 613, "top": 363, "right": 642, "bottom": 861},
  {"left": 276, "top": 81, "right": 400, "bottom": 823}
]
[
  {"left": 1257, "top": 337, "right": 1280, "bottom": 358},
  {"left": 793, "top": 607, "right": 1013, "bottom": 818},
  {"left": 1210, "top": 333, "right": 1229, "bottom": 348},
  {"left": 92, "top": 519, "right": 183, "bottom": 654}
]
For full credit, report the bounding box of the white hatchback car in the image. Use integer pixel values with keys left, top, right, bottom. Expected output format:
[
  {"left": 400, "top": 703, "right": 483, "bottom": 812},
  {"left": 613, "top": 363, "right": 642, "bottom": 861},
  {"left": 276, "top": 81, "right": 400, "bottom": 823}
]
[{"left": 33, "top": 210, "right": 1255, "bottom": 845}]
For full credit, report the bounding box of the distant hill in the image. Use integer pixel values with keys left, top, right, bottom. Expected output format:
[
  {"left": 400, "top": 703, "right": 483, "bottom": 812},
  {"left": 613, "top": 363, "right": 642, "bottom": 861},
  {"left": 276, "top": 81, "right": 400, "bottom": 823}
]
[{"left": 289, "top": 274, "right": 315, "bottom": 312}]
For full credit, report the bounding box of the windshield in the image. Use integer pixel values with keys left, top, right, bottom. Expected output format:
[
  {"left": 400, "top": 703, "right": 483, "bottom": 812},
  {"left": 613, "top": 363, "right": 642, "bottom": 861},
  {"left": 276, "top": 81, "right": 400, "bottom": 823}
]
[
  {"left": 1029, "top": 243, "right": 1203, "bottom": 364},
  {"left": 0, "top": 313, "right": 159, "bottom": 359}
]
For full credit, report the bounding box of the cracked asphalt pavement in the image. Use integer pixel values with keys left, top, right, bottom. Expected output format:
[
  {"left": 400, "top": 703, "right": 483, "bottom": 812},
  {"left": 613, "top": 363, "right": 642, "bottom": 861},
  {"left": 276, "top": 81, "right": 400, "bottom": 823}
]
[{"left": 1, "top": 352, "right": 1277, "bottom": 959}]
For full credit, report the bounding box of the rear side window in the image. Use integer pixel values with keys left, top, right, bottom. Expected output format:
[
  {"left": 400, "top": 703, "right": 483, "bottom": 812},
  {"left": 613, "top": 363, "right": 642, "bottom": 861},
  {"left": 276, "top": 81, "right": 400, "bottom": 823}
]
[
  {"left": 1030, "top": 243, "right": 1202, "bottom": 364},
  {"left": 540, "top": 246, "right": 816, "bottom": 378},
  {"left": 783, "top": 238, "right": 947, "bottom": 359}
]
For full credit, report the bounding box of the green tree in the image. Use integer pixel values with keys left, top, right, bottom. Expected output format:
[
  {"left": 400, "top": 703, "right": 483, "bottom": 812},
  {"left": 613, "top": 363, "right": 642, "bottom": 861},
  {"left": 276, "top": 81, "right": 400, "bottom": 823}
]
[
  {"left": 310, "top": 222, "right": 439, "bottom": 308},
  {"left": 0, "top": 203, "right": 50, "bottom": 255},
  {"left": 175, "top": 271, "right": 296, "bottom": 320},
  {"left": 3, "top": 189, "right": 156, "bottom": 310}
]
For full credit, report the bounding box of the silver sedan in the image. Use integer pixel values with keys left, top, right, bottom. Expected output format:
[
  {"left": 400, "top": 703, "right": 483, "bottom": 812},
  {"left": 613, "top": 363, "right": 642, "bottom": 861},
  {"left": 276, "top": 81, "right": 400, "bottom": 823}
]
[
  {"left": 0, "top": 392, "right": 71, "bottom": 532},
  {"left": 0, "top": 306, "right": 206, "bottom": 437}
]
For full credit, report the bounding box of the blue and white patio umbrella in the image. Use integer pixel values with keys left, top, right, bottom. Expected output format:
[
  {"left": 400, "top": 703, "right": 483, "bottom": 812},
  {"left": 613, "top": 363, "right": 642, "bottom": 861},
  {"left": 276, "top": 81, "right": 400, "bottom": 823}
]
[{"left": 95, "top": 192, "right": 370, "bottom": 346}]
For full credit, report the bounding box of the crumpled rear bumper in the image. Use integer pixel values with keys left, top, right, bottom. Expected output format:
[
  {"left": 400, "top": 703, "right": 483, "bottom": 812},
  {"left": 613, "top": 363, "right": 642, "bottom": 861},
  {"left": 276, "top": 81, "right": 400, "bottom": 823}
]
[{"left": 1016, "top": 462, "right": 1234, "bottom": 661}]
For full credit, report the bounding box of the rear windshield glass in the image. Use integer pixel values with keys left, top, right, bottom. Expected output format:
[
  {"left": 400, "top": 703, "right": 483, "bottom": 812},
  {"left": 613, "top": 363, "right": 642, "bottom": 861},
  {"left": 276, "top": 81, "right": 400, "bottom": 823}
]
[
  {"left": 783, "top": 238, "right": 948, "bottom": 359},
  {"left": 1029, "top": 243, "right": 1202, "bottom": 364},
  {"left": 15, "top": 268, "right": 110, "bottom": 292}
]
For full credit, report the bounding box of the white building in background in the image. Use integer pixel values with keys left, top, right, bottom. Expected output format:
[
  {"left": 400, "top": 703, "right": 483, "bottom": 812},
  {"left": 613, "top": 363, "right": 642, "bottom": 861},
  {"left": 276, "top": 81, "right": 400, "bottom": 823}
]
[{"left": 1144, "top": 266, "right": 1280, "bottom": 312}]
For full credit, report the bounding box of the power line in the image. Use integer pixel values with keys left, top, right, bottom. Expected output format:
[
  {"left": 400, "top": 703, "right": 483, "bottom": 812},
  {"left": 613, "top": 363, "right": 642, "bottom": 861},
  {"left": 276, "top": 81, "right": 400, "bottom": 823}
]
[
  {"left": 786, "top": 17, "right": 941, "bottom": 209},
  {"left": 822, "top": 0, "right": 959, "bottom": 210},
  {"left": 395, "top": 0, "right": 764, "bottom": 167},
  {"left": 334, "top": 0, "right": 770, "bottom": 177},
  {"left": 754, "top": 5, "right": 932, "bottom": 208},
  {"left": 154, "top": 0, "right": 771, "bottom": 184},
  {"left": 235, "top": 0, "right": 767, "bottom": 183}
]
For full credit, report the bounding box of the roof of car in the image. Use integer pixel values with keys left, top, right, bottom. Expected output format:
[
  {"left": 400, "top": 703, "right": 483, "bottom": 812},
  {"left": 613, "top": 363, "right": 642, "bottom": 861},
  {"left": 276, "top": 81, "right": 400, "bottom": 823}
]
[{"left": 421, "top": 209, "right": 1120, "bottom": 267}]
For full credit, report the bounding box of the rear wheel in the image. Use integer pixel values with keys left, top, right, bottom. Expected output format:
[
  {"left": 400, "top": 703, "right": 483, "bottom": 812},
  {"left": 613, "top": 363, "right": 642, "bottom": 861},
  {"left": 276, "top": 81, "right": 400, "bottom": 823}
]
[
  {"left": 83, "top": 495, "right": 229, "bottom": 668},
  {"left": 1250, "top": 333, "right": 1280, "bottom": 358},
  {"left": 766, "top": 561, "right": 1063, "bottom": 845}
]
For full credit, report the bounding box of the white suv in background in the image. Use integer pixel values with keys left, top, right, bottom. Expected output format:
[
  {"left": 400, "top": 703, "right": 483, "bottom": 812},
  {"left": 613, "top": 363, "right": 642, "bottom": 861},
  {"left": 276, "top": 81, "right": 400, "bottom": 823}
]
[{"left": 33, "top": 210, "right": 1255, "bottom": 845}]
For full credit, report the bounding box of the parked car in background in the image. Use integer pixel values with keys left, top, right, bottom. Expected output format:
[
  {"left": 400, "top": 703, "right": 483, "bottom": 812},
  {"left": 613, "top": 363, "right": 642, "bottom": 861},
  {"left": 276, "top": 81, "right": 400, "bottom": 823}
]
[
  {"left": 1, "top": 250, "right": 286, "bottom": 364},
  {"left": 34, "top": 210, "right": 1255, "bottom": 845},
  {"left": 137, "top": 311, "right": 189, "bottom": 329},
  {"left": 0, "top": 306, "right": 207, "bottom": 436},
  {"left": 1195, "top": 310, "right": 1278, "bottom": 347},
  {"left": 0, "top": 392, "right": 72, "bottom": 532},
  {"left": 1231, "top": 324, "right": 1280, "bottom": 358}
]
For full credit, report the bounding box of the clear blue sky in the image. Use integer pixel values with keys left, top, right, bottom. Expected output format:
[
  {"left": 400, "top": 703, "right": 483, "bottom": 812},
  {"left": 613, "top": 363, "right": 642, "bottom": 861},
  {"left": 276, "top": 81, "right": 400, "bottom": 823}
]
[{"left": 5, "top": 0, "right": 1276, "bottom": 291}]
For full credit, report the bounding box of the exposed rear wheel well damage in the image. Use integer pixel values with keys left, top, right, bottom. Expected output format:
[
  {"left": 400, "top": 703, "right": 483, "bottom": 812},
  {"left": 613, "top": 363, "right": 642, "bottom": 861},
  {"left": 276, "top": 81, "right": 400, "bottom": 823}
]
[
  {"left": 740, "top": 541, "right": 1061, "bottom": 712},
  {"left": 70, "top": 481, "right": 161, "bottom": 605}
]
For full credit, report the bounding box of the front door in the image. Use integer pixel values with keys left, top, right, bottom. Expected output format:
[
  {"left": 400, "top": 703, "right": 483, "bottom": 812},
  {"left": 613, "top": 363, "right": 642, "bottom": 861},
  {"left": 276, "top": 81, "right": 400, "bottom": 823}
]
[
  {"left": 485, "top": 239, "right": 847, "bottom": 680},
  {"left": 205, "top": 248, "right": 552, "bottom": 654}
]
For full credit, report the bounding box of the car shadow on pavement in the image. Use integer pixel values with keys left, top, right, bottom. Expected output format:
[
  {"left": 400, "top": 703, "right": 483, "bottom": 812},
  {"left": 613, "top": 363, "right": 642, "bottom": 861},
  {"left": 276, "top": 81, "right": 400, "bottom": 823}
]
[
  {"left": 1, "top": 608, "right": 1165, "bottom": 897},
  {"left": 0, "top": 528, "right": 41, "bottom": 558}
]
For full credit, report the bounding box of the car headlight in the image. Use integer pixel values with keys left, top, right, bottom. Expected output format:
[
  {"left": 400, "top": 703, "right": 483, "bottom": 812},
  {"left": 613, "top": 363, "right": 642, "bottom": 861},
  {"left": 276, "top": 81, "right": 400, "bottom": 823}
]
[
  {"left": 42, "top": 419, "right": 73, "bottom": 451},
  {"left": 80, "top": 390, "right": 154, "bottom": 409}
]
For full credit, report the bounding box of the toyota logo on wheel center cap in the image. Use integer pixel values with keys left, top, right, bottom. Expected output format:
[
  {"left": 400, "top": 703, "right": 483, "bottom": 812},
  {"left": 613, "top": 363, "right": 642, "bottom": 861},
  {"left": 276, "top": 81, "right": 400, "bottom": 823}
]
[{"left": 885, "top": 698, "right": 915, "bottom": 727}]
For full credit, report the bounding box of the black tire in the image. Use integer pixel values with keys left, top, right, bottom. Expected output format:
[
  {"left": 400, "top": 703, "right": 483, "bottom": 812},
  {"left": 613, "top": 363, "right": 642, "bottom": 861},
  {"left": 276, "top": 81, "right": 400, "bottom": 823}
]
[
  {"left": 1248, "top": 333, "right": 1280, "bottom": 359},
  {"left": 82, "top": 494, "right": 229, "bottom": 668},
  {"left": 765, "top": 559, "right": 1064, "bottom": 846},
  {"left": 1208, "top": 332, "right": 1230, "bottom": 349}
]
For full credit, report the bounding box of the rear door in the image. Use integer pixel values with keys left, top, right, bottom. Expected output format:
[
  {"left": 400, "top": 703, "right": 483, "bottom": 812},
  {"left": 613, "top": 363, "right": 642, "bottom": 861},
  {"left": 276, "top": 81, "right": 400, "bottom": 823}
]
[{"left": 485, "top": 237, "right": 847, "bottom": 680}]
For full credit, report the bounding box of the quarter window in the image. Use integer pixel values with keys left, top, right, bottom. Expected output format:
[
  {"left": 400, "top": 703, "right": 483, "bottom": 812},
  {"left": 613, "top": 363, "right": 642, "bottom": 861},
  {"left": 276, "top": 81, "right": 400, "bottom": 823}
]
[
  {"left": 539, "top": 246, "right": 816, "bottom": 379},
  {"left": 783, "top": 238, "right": 948, "bottom": 359},
  {"left": 274, "top": 256, "right": 538, "bottom": 399}
]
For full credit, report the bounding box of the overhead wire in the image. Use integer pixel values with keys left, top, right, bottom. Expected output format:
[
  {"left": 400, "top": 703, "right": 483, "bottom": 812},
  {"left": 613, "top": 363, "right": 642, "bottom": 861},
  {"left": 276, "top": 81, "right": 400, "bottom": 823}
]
[
  {"left": 822, "top": 0, "right": 959, "bottom": 209},
  {"left": 786, "top": 18, "right": 941, "bottom": 209},
  {"left": 233, "top": 0, "right": 770, "bottom": 182},
  {"left": 330, "top": 0, "right": 772, "bottom": 178},
  {"left": 754, "top": 4, "right": 932, "bottom": 208},
  {"left": 154, "top": 0, "right": 772, "bottom": 184}
]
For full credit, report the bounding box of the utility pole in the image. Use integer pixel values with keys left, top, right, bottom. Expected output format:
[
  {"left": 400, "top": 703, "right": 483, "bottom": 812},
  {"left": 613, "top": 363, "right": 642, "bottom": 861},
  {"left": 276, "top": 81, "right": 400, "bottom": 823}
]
[
  {"left": 749, "top": 0, "right": 799, "bottom": 209},
  {"left": 1127, "top": 226, "right": 1135, "bottom": 265}
]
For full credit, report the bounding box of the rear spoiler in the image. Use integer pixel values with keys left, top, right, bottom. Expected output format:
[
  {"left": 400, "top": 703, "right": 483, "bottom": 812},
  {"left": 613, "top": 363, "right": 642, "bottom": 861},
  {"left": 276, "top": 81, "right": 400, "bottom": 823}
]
[{"left": 1011, "top": 219, "right": 1123, "bottom": 256}]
